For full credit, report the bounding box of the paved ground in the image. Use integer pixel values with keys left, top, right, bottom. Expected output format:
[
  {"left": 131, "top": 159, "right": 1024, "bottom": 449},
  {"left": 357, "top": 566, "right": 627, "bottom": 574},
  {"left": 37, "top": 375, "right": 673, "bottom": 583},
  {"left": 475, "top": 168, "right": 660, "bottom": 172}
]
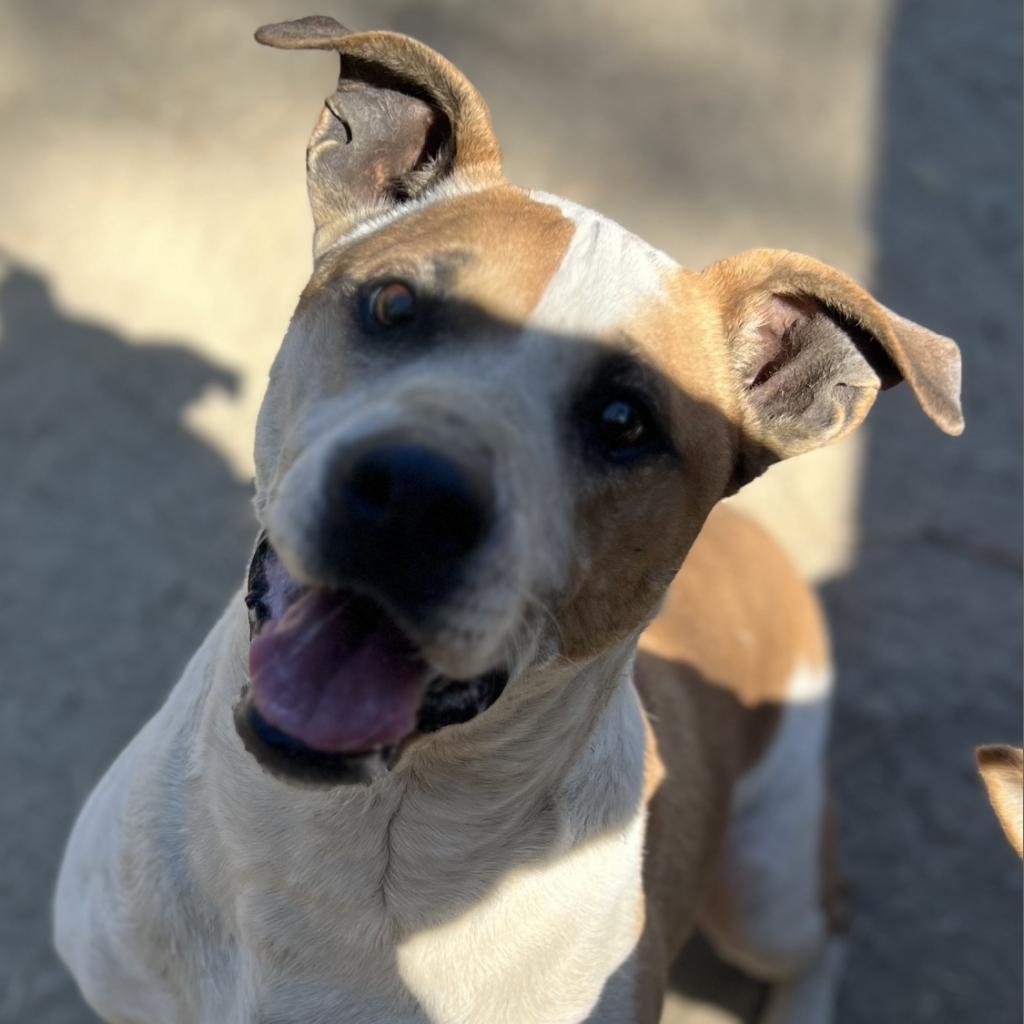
[{"left": 0, "top": 2, "right": 1019, "bottom": 1022}]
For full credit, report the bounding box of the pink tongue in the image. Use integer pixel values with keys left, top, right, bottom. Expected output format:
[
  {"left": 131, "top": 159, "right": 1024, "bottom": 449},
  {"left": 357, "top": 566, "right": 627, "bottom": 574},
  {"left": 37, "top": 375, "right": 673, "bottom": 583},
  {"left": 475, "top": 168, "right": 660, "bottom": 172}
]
[{"left": 249, "top": 589, "right": 432, "bottom": 754}]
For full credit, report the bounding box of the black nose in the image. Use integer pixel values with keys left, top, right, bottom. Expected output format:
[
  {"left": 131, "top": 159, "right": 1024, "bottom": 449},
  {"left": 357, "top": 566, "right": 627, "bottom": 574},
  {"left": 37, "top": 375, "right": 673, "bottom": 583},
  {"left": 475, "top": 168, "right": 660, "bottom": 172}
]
[{"left": 326, "top": 444, "right": 493, "bottom": 606}]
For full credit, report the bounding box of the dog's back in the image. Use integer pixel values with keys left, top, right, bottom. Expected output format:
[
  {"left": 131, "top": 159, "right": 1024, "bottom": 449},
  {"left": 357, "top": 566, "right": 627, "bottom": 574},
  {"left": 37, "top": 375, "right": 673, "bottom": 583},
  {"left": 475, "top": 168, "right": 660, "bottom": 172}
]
[{"left": 642, "top": 502, "right": 829, "bottom": 722}]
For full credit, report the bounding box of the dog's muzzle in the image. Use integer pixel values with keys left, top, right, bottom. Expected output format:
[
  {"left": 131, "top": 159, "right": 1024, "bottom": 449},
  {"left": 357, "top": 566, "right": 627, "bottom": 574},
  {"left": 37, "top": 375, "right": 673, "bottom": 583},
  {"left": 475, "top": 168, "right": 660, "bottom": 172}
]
[
  {"left": 320, "top": 442, "right": 494, "bottom": 612},
  {"left": 235, "top": 440, "right": 508, "bottom": 786}
]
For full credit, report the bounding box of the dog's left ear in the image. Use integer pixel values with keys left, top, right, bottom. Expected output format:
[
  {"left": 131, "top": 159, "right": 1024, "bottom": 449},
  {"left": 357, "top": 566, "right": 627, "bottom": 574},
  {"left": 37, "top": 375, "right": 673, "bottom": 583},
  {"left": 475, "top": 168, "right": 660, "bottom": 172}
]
[
  {"left": 702, "top": 249, "right": 963, "bottom": 491},
  {"left": 256, "top": 16, "right": 502, "bottom": 259},
  {"left": 976, "top": 746, "right": 1024, "bottom": 858}
]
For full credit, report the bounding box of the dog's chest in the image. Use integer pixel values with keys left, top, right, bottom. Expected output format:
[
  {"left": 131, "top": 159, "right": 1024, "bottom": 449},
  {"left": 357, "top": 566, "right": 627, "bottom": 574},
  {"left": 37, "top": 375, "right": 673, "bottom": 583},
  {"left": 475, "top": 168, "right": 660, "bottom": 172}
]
[
  {"left": 224, "top": 778, "right": 647, "bottom": 1024},
  {"left": 392, "top": 806, "right": 647, "bottom": 1023}
]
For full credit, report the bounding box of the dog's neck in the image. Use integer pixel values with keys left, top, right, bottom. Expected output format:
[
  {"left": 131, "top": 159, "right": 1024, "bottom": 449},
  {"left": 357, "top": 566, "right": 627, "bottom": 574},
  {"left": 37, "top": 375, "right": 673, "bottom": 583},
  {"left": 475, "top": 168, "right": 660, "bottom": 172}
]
[
  {"left": 202, "top": 601, "right": 648, "bottom": 938},
  {"left": 401, "top": 640, "right": 647, "bottom": 835}
]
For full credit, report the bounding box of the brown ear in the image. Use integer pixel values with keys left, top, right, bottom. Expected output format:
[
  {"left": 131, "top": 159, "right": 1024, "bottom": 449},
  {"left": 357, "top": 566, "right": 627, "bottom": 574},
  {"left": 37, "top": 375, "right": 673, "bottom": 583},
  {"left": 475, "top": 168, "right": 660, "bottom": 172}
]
[
  {"left": 256, "top": 16, "right": 502, "bottom": 258},
  {"left": 702, "top": 249, "right": 963, "bottom": 490},
  {"left": 977, "top": 745, "right": 1024, "bottom": 858}
]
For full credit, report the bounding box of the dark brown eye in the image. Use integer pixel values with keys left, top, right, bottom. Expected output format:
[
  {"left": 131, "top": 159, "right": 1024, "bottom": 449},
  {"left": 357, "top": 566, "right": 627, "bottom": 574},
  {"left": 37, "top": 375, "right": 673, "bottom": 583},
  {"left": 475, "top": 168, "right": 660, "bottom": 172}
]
[
  {"left": 368, "top": 280, "right": 417, "bottom": 328},
  {"left": 598, "top": 399, "right": 648, "bottom": 450}
]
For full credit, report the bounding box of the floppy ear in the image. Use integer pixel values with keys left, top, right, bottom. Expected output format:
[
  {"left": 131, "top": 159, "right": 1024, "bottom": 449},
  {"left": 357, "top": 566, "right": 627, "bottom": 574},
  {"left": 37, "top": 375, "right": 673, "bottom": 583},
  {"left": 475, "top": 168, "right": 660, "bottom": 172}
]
[
  {"left": 977, "top": 745, "right": 1024, "bottom": 859},
  {"left": 256, "top": 16, "right": 502, "bottom": 259},
  {"left": 702, "top": 249, "right": 963, "bottom": 490}
]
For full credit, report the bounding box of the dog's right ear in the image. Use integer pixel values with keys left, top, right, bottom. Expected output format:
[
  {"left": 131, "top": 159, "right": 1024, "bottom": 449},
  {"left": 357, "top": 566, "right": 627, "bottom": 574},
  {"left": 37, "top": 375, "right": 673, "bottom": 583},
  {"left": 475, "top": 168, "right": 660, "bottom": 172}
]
[
  {"left": 256, "top": 16, "right": 502, "bottom": 259},
  {"left": 976, "top": 745, "right": 1024, "bottom": 858},
  {"left": 702, "top": 249, "right": 963, "bottom": 492}
]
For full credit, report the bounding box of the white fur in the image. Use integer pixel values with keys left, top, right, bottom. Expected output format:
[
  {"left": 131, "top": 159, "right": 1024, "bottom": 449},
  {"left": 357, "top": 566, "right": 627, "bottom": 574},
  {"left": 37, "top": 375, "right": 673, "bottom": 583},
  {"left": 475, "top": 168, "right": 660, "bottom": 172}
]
[
  {"left": 529, "top": 191, "right": 677, "bottom": 336},
  {"left": 701, "top": 661, "right": 835, "bottom": 981},
  {"left": 397, "top": 680, "right": 647, "bottom": 1024}
]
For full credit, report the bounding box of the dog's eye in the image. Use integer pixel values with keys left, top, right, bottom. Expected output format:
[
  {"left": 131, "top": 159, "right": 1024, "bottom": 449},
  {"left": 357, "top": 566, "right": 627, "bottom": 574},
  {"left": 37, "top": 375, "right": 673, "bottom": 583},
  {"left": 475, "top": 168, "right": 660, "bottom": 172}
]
[
  {"left": 366, "top": 280, "right": 417, "bottom": 329},
  {"left": 596, "top": 397, "right": 653, "bottom": 456}
]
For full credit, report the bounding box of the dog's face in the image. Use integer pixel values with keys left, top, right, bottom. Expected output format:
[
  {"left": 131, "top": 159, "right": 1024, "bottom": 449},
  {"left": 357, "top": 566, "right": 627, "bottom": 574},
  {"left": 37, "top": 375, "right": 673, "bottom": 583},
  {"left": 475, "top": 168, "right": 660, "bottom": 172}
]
[{"left": 236, "top": 17, "right": 963, "bottom": 784}]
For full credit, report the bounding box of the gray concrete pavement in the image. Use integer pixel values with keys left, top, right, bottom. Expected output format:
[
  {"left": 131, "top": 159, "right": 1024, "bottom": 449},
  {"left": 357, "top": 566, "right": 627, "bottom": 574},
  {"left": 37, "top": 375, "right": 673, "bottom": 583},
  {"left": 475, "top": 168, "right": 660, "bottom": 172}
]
[{"left": 0, "top": 2, "right": 1019, "bottom": 1022}]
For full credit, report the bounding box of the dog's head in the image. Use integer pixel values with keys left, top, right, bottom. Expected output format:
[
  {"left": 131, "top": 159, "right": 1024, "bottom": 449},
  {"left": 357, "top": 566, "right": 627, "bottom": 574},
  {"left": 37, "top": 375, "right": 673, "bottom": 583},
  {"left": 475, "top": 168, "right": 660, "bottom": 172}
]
[{"left": 236, "top": 16, "right": 963, "bottom": 784}]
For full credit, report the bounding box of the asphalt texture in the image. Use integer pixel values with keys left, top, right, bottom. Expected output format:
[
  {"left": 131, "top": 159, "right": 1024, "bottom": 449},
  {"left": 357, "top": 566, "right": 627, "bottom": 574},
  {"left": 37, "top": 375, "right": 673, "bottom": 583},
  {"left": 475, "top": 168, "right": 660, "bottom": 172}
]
[{"left": 0, "top": 2, "right": 1020, "bottom": 1022}]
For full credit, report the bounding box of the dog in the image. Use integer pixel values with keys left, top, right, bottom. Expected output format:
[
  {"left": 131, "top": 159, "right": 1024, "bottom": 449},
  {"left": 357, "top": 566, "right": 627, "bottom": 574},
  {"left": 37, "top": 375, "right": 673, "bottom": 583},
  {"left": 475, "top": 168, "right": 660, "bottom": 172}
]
[
  {"left": 977, "top": 746, "right": 1023, "bottom": 858},
  {"left": 54, "top": 16, "right": 964, "bottom": 1024}
]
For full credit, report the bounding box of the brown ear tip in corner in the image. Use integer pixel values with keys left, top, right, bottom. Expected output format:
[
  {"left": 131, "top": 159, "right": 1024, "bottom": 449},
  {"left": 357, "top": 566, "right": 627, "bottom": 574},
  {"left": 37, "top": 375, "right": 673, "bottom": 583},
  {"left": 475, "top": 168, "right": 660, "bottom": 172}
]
[
  {"left": 255, "top": 15, "right": 353, "bottom": 49},
  {"left": 977, "top": 745, "right": 1024, "bottom": 771}
]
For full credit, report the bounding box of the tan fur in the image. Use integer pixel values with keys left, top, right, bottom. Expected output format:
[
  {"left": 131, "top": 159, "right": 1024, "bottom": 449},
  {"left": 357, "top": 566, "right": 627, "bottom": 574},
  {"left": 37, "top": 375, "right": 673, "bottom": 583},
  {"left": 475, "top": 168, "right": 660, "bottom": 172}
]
[
  {"left": 641, "top": 502, "right": 829, "bottom": 768},
  {"left": 642, "top": 504, "right": 829, "bottom": 709},
  {"left": 306, "top": 185, "right": 576, "bottom": 324},
  {"left": 977, "top": 745, "right": 1024, "bottom": 858}
]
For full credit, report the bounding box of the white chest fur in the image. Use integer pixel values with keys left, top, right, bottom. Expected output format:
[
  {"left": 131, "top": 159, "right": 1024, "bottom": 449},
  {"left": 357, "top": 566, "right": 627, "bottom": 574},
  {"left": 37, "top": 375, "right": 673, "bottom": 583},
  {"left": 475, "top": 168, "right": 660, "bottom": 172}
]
[
  {"left": 395, "top": 804, "right": 646, "bottom": 1024},
  {"left": 211, "top": 794, "right": 645, "bottom": 1024}
]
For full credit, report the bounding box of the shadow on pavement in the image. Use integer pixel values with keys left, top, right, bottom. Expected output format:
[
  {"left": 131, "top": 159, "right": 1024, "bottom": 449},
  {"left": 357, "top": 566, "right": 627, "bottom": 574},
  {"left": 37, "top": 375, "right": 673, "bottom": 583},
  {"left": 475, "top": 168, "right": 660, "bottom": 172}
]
[
  {"left": 824, "top": 2, "right": 1023, "bottom": 1022},
  {"left": 0, "top": 259, "right": 255, "bottom": 1023}
]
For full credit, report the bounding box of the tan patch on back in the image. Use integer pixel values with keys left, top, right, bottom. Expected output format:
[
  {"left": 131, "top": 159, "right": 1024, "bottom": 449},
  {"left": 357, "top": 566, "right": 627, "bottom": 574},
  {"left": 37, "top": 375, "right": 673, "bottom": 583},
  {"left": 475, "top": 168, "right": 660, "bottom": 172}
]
[
  {"left": 638, "top": 503, "right": 828, "bottom": 775},
  {"left": 641, "top": 503, "right": 828, "bottom": 707},
  {"left": 306, "top": 185, "right": 575, "bottom": 324}
]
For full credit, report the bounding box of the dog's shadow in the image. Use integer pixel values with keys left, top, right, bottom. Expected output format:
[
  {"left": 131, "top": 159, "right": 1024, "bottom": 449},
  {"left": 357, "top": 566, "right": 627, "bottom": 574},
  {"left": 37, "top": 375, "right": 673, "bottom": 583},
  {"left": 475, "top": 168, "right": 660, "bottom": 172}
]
[{"left": 0, "top": 256, "right": 256, "bottom": 1022}]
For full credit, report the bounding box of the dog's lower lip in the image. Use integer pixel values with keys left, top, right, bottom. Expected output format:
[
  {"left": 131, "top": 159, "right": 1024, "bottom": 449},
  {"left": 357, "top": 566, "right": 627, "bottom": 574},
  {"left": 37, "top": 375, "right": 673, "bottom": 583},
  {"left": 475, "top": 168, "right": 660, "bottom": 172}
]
[
  {"left": 249, "top": 702, "right": 387, "bottom": 759},
  {"left": 235, "top": 699, "right": 395, "bottom": 787}
]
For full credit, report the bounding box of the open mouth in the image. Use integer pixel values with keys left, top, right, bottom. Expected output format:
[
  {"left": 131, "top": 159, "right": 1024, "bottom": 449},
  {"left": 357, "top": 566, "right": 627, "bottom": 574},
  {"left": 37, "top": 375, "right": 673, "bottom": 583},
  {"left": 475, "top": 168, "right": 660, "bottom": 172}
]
[{"left": 235, "top": 534, "right": 508, "bottom": 784}]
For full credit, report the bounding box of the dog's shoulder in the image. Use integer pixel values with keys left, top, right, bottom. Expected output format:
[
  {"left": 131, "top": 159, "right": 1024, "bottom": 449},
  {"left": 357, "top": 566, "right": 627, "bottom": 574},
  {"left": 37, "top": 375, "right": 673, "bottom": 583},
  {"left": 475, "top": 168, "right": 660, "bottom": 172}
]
[
  {"left": 640, "top": 504, "right": 828, "bottom": 708},
  {"left": 636, "top": 503, "right": 830, "bottom": 791}
]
